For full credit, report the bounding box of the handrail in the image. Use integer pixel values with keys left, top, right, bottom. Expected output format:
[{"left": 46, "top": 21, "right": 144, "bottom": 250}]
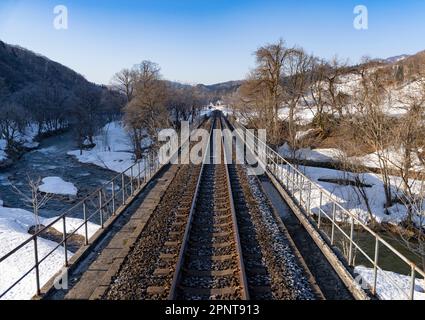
[
  {"left": 0, "top": 116, "right": 205, "bottom": 300},
  {"left": 232, "top": 119, "right": 425, "bottom": 300}
]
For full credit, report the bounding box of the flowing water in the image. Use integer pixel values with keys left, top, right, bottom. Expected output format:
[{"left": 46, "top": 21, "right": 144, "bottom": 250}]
[{"left": 0, "top": 132, "right": 118, "bottom": 218}]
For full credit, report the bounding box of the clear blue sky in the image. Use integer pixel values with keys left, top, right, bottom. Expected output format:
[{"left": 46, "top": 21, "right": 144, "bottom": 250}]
[{"left": 1, "top": 0, "right": 424, "bottom": 85}]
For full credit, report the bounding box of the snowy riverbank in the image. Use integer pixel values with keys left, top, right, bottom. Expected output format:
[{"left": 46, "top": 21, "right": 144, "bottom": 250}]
[
  {"left": 67, "top": 122, "right": 149, "bottom": 175},
  {"left": 0, "top": 204, "right": 99, "bottom": 300}
]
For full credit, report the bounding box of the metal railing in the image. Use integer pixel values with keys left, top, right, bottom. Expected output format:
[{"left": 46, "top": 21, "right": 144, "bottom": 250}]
[
  {"left": 233, "top": 120, "right": 425, "bottom": 300},
  {"left": 0, "top": 117, "right": 205, "bottom": 300}
]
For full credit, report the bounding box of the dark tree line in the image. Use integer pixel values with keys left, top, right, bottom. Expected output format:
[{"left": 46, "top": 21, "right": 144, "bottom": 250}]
[{"left": 0, "top": 41, "right": 123, "bottom": 157}]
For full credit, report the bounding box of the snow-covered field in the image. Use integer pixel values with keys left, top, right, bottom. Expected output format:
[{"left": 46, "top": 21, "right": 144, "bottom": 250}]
[
  {"left": 355, "top": 266, "right": 425, "bottom": 300},
  {"left": 279, "top": 143, "right": 343, "bottom": 163},
  {"left": 273, "top": 163, "right": 425, "bottom": 299},
  {"left": 67, "top": 122, "right": 148, "bottom": 175},
  {"left": 280, "top": 164, "right": 424, "bottom": 226},
  {"left": 39, "top": 177, "right": 78, "bottom": 196},
  {"left": 0, "top": 204, "right": 99, "bottom": 300}
]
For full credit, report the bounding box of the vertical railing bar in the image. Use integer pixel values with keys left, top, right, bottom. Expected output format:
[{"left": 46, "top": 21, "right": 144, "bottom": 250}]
[
  {"left": 349, "top": 216, "right": 354, "bottom": 266},
  {"left": 99, "top": 190, "right": 104, "bottom": 228},
  {"left": 144, "top": 157, "right": 147, "bottom": 183},
  {"left": 299, "top": 175, "right": 303, "bottom": 207},
  {"left": 138, "top": 161, "right": 141, "bottom": 189},
  {"left": 307, "top": 181, "right": 312, "bottom": 216},
  {"left": 410, "top": 266, "right": 416, "bottom": 300},
  {"left": 33, "top": 236, "right": 41, "bottom": 296},
  {"left": 373, "top": 238, "right": 379, "bottom": 295},
  {"left": 63, "top": 216, "right": 68, "bottom": 266},
  {"left": 121, "top": 173, "right": 125, "bottom": 205},
  {"left": 130, "top": 166, "right": 134, "bottom": 195},
  {"left": 286, "top": 164, "right": 290, "bottom": 188},
  {"left": 111, "top": 181, "right": 116, "bottom": 215},
  {"left": 318, "top": 191, "right": 323, "bottom": 229},
  {"left": 331, "top": 202, "right": 336, "bottom": 245},
  {"left": 83, "top": 201, "right": 88, "bottom": 245}
]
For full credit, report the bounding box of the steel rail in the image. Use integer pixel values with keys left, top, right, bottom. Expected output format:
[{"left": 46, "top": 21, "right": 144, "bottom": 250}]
[{"left": 168, "top": 114, "right": 249, "bottom": 300}]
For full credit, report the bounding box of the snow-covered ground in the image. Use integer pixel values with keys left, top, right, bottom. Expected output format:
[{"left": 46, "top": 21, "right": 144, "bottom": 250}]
[
  {"left": 273, "top": 163, "right": 425, "bottom": 299},
  {"left": 39, "top": 177, "right": 78, "bottom": 196},
  {"left": 0, "top": 206, "right": 99, "bottom": 300},
  {"left": 352, "top": 147, "right": 425, "bottom": 172},
  {"left": 67, "top": 122, "right": 148, "bottom": 176},
  {"left": 279, "top": 143, "right": 343, "bottom": 163},
  {"left": 0, "top": 124, "right": 41, "bottom": 164},
  {"left": 278, "top": 164, "right": 424, "bottom": 227},
  {"left": 355, "top": 266, "right": 425, "bottom": 300}
]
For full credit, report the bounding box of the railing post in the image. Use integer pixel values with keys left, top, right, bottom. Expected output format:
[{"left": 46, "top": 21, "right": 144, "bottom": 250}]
[
  {"left": 148, "top": 153, "right": 152, "bottom": 178},
  {"left": 331, "top": 202, "right": 336, "bottom": 245},
  {"left": 121, "top": 173, "right": 126, "bottom": 205},
  {"left": 299, "top": 176, "right": 303, "bottom": 207},
  {"left": 83, "top": 201, "right": 88, "bottom": 245},
  {"left": 286, "top": 165, "right": 290, "bottom": 188},
  {"left": 279, "top": 159, "right": 283, "bottom": 182},
  {"left": 291, "top": 169, "right": 295, "bottom": 193},
  {"left": 144, "top": 157, "right": 147, "bottom": 183},
  {"left": 33, "top": 236, "right": 41, "bottom": 296},
  {"left": 99, "top": 190, "right": 104, "bottom": 228},
  {"left": 138, "top": 161, "right": 141, "bottom": 188},
  {"left": 63, "top": 216, "right": 68, "bottom": 266},
  {"left": 349, "top": 216, "right": 354, "bottom": 266},
  {"left": 307, "top": 181, "right": 312, "bottom": 216},
  {"left": 372, "top": 238, "right": 379, "bottom": 295},
  {"left": 318, "top": 191, "right": 323, "bottom": 229},
  {"left": 130, "top": 166, "right": 134, "bottom": 196},
  {"left": 111, "top": 181, "right": 116, "bottom": 215},
  {"left": 410, "top": 266, "right": 416, "bottom": 300}
]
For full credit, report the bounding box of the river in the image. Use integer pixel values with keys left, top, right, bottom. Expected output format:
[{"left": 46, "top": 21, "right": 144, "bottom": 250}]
[{"left": 0, "top": 131, "right": 118, "bottom": 218}]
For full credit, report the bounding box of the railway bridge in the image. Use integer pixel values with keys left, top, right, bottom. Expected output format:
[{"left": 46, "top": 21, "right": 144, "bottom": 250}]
[{"left": 1, "top": 111, "right": 424, "bottom": 300}]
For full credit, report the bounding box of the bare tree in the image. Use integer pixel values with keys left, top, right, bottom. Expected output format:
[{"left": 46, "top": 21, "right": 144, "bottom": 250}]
[
  {"left": 111, "top": 68, "right": 135, "bottom": 103},
  {"left": 0, "top": 101, "right": 27, "bottom": 149},
  {"left": 349, "top": 70, "right": 395, "bottom": 211},
  {"left": 71, "top": 85, "right": 104, "bottom": 154},
  {"left": 12, "top": 176, "right": 53, "bottom": 232},
  {"left": 324, "top": 57, "right": 350, "bottom": 118},
  {"left": 282, "top": 47, "right": 314, "bottom": 156},
  {"left": 123, "top": 61, "right": 170, "bottom": 158},
  {"left": 238, "top": 39, "right": 287, "bottom": 146}
]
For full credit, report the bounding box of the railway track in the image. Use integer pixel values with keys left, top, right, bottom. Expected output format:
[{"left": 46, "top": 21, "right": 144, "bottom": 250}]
[
  {"left": 105, "top": 112, "right": 318, "bottom": 300},
  {"left": 168, "top": 115, "right": 248, "bottom": 300}
]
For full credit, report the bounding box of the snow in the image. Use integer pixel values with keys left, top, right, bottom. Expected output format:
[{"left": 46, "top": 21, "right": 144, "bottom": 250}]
[
  {"left": 355, "top": 266, "right": 425, "bottom": 300},
  {"left": 0, "top": 124, "right": 41, "bottom": 163},
  {"left": 0, "top": 206, "right": 99, "bottom": 300},
  {"left": 352, "top": 147, "right": 425, "bottom": 172},
  {"left": 277, "top": 164, "right": 425, "bottom": 226},
  {"left": 295, "top": 129, "right": 316, "bottom": 141},
  {"left": 279, "top": 143, "right": 343, "bottom": 163},
  {"left": 67, "top": 122, "right": 146, "bottom": 176},
  {"left": 38, "top": 177, "right": 78, "bottom": 196}
]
